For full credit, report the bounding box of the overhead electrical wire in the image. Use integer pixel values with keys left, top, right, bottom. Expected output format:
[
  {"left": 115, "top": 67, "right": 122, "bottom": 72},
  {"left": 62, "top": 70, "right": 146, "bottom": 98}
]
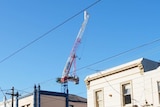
[
  {"left": 76, "top": 38, "right": 160, "bottom": 72},
  {"left": 3, "top": 46, "right": 159, "bottom": 106},
  {"left": 14, "top": 37, "right": 160, "bottom": 97},
  {"left": 0, "top": 0, "right": 102, "bottom": 99},
  {"left": 1, "top": 1, "right": 159, "bottom": 106},
  {"left": 1, "top": 0, "right": 160, "bottom": 102},
  {"left": 0, "top": 87, "right": 7, "bottom": 100},
  {"left": 7, "top": 36, "right": 160, "bottom": 97},
  {"left": 84, "top": 68, "right": 160, "bottom": 107},
  {"left": 0, "top": 0, "right": 101, "bottom": 64},
  {"left": 0, "top": 0, "right": 102, "bottom": 101}
]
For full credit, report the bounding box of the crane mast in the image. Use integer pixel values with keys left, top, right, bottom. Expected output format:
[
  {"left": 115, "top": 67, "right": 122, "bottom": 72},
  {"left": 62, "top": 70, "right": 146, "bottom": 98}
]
[{"left": 56, "top": 11, "right": 89, "bottom": 92}]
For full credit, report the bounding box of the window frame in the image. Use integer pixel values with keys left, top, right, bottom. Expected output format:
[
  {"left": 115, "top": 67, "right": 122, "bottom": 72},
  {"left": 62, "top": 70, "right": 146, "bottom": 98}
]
[
  {"left": 121, "top": 81, "right": 132, "bottom": 106},
  {"left": 158, "top": 81, "right": 160, "bottom": 104},
  {"left": 94, "top": 89, "right": 104, "bottom": 107}
]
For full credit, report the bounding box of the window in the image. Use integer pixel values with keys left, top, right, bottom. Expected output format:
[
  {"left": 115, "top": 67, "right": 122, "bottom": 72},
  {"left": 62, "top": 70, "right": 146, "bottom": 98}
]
[
  {"left": 95, "top": 90, "right": 103, "bottom": 107},
  {"left": 158, "top": 81, "right": 160, "bottom": 104},
  {"left": 122, "top": 83, "right": 132, "bottom": 105}
]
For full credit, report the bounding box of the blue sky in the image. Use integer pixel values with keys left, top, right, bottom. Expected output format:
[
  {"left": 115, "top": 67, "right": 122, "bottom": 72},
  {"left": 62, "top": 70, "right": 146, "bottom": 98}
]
[{"left": 0, "top": 0, "right": 160, "bottom": 100}]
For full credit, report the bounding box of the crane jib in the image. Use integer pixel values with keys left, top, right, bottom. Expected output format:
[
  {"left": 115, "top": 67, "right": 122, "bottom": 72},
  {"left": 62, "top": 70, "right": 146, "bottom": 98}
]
[{"left": 59, "top": 11, "right": 89, "bottom": 84}]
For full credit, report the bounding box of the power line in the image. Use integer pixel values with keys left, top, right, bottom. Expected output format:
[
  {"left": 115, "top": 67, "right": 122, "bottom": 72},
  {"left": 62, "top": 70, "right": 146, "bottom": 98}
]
[
  {"left": 0, "top": 87, "right": 7, "bottom": 102},
  {"left": 76, "top": 38, "right": 160, "bottom": 72},
  {"left": 85, "top": 68, "right": 160, "bottom": 107},
  {"left": 2, "top": 0, "right": 160, "bottom": 100},
  {"left": 5, "top": 39, "right": 160, "bottom": 107},
  {"left": 0, "top": 0, "right": 101, "bottom": 64},
  {"left": 15, "top": 37, "right": 160, "bottom": 97},
  {"left": 14, "top": 37, "right": 160, "bottom": 96}
]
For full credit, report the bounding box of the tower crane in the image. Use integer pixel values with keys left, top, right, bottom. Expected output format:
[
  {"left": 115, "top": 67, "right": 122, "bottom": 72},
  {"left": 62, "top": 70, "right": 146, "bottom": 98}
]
[{"left": 56, "top": 11, "right": 89, "bottom": 93}]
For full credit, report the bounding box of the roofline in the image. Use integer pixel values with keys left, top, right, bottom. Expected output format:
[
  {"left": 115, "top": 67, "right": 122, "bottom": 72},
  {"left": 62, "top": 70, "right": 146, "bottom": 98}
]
[
  {"left": 18, "top": 90, "right": 86, "bottom": 103},
  {"left": 84, "top": 58, "right": 144, "bottom": 85},
  {"left": 40, "top": 90, "right": 87, "bottom": 103},
  {"left": 40, "top": 90, "right": 66, "bottom": 97},
  {"left": 85, "top": 62, "right": 141, "bottom": 83},
  {"left": 85, "top": 58, "right": 160, "bottom": 88}
]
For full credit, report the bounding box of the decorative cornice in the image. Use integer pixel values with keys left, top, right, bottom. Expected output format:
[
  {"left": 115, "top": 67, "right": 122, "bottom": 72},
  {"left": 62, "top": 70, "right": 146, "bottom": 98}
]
[{"left": 85, "top": 62, "right": 143, "bottom": 89}]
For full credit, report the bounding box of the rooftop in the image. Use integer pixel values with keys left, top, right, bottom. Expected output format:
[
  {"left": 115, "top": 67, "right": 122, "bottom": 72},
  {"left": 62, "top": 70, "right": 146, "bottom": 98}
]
[{"left": 85, "top": 58, "right": 160, "bottom": 82}]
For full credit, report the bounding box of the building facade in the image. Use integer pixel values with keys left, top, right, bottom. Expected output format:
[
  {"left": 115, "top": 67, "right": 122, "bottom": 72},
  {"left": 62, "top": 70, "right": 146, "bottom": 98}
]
[
  {"left": 85, "top": 58, "right": 160, "bottom": 107},
  {"left": 0, "top": 85, "right": 87, "bottom": 107}
]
